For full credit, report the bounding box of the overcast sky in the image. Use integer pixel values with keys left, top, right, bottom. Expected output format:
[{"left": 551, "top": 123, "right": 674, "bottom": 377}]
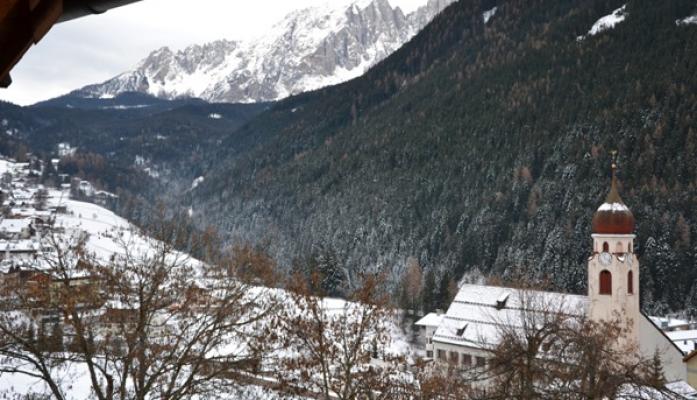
[{"left": 0, "top": 0, "right": 425, "bottom": 106}]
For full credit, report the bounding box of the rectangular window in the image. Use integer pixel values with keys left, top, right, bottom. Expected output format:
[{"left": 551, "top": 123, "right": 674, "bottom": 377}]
[
  {"left": 476, "top": 356, "right": 486, "bottom": 368},
  {"left": 449, "top": 351, "right": 459, "bottom": 364},
  {"left": 461, "top": 354, "right": 472, "bottom": 366},
  {"left": 437, "top": 349, "right": 446, "bottom": 361},
  {"left": 600, "top": 270, "right": 612, "bottom": 295},
  {"left": 426, "top": 350, "right": 433, "bottom": 358}
]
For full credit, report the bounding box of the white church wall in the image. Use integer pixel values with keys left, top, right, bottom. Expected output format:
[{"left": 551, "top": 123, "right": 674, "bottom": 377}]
[{"left": 638, "top": 314, "right": 687, "bottom": 382}]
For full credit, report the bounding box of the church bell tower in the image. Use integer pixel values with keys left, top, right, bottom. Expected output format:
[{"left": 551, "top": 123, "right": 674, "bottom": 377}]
[{"left": 588, "top": 156, "right": 640, "bottom": 338}]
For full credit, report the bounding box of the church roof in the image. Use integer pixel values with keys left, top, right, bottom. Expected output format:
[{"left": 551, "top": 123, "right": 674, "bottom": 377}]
[
  {"left": 592, "top": 162, "right": 635, "bottom": 235},
  {"left": 432, "top": 284, "right": 588, "bottom": 349}
]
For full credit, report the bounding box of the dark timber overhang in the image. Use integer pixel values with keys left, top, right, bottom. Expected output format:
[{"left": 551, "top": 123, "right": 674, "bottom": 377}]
[{"left": 0, "top": 0, "right": 141, "bottom": 88}]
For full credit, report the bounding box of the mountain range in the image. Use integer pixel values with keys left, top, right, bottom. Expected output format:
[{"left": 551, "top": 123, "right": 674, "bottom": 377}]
[{"left": 68, "top": 0, "right": 454, "bottom": 103}]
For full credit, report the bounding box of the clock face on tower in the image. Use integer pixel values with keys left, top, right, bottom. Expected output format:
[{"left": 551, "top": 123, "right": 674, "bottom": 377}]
[{"left": 600, "top": 252, "right": 612, "bottom": 266}]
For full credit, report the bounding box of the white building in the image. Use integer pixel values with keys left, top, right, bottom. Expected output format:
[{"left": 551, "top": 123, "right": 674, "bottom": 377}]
[
  {"left": 415, "top": 311, "right": 444, "bottom": 358},
  {"left": 0, "top": 218, "right": 34, "bottom": 239},
  {"left": 426, "top": 165, "right": 689, "bottom": 384}
]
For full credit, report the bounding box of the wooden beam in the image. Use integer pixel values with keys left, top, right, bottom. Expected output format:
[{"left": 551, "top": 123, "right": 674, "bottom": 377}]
[
  {"left": 0, "top": 0, "right": 63, "bottom": 86},
  {"left": 0, "top": 0, "right": 21, "bottom": 21}
]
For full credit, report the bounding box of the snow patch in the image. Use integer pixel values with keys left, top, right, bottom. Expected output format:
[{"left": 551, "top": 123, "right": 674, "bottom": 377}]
[
  {"left": 577, "top": 5, "right": 627, "bottom": 41},
  {"left": 676, "top": 14, "right": 697, "bottom": 26},
  {"left": 191, "top": 176, "right": 205, "bottom": 190},
  {"left": 597, "top": 202, "right": 629, "bottom": 212},
  {"left": 99, "top": 104, "right": 150, "bottom": 110},
  {"left": 57, "top": 142, "right": 76, "bottom": 157},
  {"left": 482, "top": 6, "right": 498, "bottom": 24},
  {"left": 208, "top": 113, "right": 222, "bottom": 119},
  {"left": 143, "top": 167, "right": 159, "bottom": 179}
]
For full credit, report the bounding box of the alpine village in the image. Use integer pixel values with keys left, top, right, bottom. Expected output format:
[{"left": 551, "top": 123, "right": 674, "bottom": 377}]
[{"left": 1, "top": 0, "right": 697, "bottom": 399}]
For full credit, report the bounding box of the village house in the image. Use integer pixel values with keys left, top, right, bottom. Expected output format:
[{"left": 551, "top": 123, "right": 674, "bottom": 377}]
[
  {"left": 423, "top": 165, "right": 691, "bottom": 386},
  {"left": 0, "top": 239, "right": 39, "bottom": 262},
  {"left": 686, "top": 351, "right": 697, "bottom": 389},
  {"left": 414, "top": 310, "right": 443, "bottom": 359},
  {"left": 0, "top": 218, "right": 34, "bottom": 240}
]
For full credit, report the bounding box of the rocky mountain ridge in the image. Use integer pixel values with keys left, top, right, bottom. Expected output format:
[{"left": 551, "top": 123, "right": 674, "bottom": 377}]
[{"left": 71, "top": 0, "right": 454, "bottom": 103}]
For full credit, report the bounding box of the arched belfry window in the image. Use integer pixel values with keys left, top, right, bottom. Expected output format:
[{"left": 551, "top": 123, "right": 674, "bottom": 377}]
[
  {"left": 602, "top": 242, "right": 609, "bottom": 253},
  {"left": 599, "top": 270, "right": 612, "bottom": 295},
  {"left": 629, "top": 243, "right": 632, "bottom": 253},
  {"left": 628, "top": 270, "right": 634, "bottom": 294}
]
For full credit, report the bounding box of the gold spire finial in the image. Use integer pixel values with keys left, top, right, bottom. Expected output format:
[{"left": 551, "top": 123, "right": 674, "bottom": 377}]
[
  {"left": 606, "top": 150, "right": 622, "bottom": 204},
  {"left": 611, "top": 150, "right": 618, "bottom": 174}
]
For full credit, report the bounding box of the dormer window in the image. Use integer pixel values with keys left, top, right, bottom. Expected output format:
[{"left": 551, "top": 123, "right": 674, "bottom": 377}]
[
  {"left": 456, "top": 322, "right": 468, "bottom": 337},
  {"left": 496, "top": 293, "right": 510, "bottom": 310}
]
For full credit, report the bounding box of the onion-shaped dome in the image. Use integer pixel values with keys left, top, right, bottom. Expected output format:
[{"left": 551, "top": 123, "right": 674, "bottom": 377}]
[{"left": 592, "top": 168, "right": 635, "bottom": 234}]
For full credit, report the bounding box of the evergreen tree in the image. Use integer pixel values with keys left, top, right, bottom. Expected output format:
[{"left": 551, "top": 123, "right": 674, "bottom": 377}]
[
  {"left": 645, "top": 350, "right": 667, "bottom": 388},
  {"left": 422, "top": 269, "right": 437, "bottom": 313},
  {"left": 315, "top": 245, "right": 345, "bottom": 297},
  {"left": 437, "top": 271, "right": 453, "bottom": 311}
]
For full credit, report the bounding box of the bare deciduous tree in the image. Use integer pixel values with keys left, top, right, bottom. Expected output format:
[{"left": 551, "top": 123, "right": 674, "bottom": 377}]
[
  {"left": 0, "top": 219, "right": 280, "bottom": 400},
  {"left": 276, "top": 272, "right": 410, "bottom": 400},
  {"left": 477, "top": 289, "right": 681, "bottom": 400},
  {"left": 401, "top": 257, "right": 422, "bottom": 314}
]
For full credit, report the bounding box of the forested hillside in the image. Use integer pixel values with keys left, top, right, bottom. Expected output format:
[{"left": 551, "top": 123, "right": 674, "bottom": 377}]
[
  {"left": 193, "top": 0, "right": 697, "bottom": 314},
  {"left": 0, "top": 94, "right": 269, "bottom": 204}
]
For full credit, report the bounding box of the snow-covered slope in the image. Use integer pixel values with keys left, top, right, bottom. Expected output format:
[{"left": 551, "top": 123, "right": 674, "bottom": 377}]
[
  {"left": 71, "top": 0, "right": 454, "bottom": 103},
  {"left": 577, "top": 4, "right": 627, "bottom": 41},
  {"left": 676, "top": 13, "right": 697, "bottom": 26}
]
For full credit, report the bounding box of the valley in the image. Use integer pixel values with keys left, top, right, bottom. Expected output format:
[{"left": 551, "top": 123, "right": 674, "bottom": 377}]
[{"left": 2, "top": 0, "right": 697, "bottom": 397}]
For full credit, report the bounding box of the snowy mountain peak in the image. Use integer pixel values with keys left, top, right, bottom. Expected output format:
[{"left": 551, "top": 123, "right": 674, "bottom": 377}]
[{"left": 71, "top": 0, "right": 455, "bottom": 103}]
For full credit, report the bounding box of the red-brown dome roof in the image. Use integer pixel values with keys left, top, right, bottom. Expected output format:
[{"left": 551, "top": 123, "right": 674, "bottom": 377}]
[{"left": 592, "top": 171, "right": 635, "bottom": 234}]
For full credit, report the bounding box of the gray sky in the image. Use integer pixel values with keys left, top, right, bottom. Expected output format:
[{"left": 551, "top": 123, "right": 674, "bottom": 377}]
[{"left": 0, "top": 0, "right": 424, "bottom": 106}]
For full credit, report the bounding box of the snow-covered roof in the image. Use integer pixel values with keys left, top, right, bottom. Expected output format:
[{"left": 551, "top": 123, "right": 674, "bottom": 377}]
[
  {"left": 665, "top": 381, "right": 697, "bottom": 398},
  {"left": 0, "top": 239, "right": 40, "bottom": 252},
  {"left": 666, "top": 330, "right": 697, "bottom": 354},
  {"left": 11, "top": 189, "right": 33, "bottom": 200},
  {"left": 617, "top": 380, "right": 697, "bottom": 399},
  {"left": 0, "top": 218, "right": 32, "bottom": 233},
  {"left": 415, "top": 312, "right": 443, "bottom": 328},
  {"left": 650, "top": 316, "right": 695, "bottom": 330},
  {"left": 666, "top": 330, "right": 697, "bottom": 341},
  {"left": 432, "top": 284, "right": 588, "bottom": 349},
  {"left": 95, "top": 190, "right": 118, "bottom": 198}
]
